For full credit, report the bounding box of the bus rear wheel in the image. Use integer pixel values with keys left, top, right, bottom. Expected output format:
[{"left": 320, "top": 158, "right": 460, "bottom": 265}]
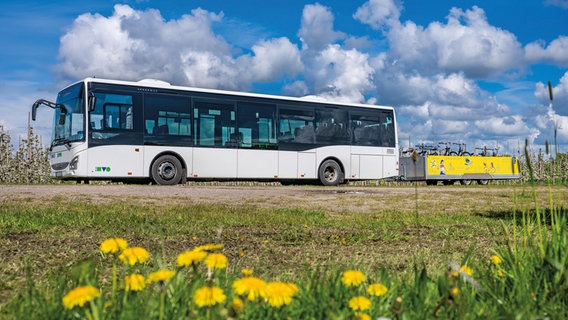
[
  {"left": 151, "top": 155, "right": 183, "bottom": 185},
  {"left": 318, "top": 159, "right": 343, "bottom": 186}
]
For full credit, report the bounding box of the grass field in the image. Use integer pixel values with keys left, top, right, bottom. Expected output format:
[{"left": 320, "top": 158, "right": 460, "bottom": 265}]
[{"left": 1, "top": 183, "right": 567, "bottom": 318}]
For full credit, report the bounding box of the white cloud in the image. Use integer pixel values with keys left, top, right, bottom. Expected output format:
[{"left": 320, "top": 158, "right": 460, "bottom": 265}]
[
  {"left": 56, "top": 5, "right": 301, "bottom": 91},
  {"left": 525, "top": 36, "right": 568, "bottom": 66},
  {"left": 297, "top": 4, "right": 344, "bottom": 51},
  {"left": 535, "top": 72, "right": 568, "bottom": 116},
  {"left": 242, "top": 37, "right": 303, "bottom": 82},
  {"left": 304, "top": 45, "right": 374, "bottom": 103},
  {"left": 353, "top": 0, "right": 401, "bottom": 30}
]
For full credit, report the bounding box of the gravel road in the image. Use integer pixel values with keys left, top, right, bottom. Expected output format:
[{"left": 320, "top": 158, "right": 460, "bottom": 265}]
[{"left": 3, "top": 183, "right": 562, "bottom": 214}]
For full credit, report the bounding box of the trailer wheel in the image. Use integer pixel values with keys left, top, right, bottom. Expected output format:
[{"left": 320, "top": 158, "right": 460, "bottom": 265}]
[
  {"left": 442, "top": 180, "right": 454, "bottom": 185},
  {"left": 477, "top": 179, "right": 489, "bottom": 185},
  {"left": 151, "top": 155, "right": 183, "bottom": 185},
  {"left": 318, "top": 159, "right": 343, "bottom": 186},
  {"left": 426, "top": 180, "right": 437, "bottom": 186},
  {"left": 460, "top": 179, "right": 472, "bottom": 185}
]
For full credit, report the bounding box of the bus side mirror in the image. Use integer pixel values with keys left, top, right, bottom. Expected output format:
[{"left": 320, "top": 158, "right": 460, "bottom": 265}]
[
  {"left": 32, "top": 100, "right": 41, "bottom": 121},
  {"left": 88, "top": 93, "right": 96, "bottom": 112}
]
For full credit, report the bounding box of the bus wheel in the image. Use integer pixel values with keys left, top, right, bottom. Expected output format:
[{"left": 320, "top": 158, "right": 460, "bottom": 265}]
[
  {"left": 318, "top": 159, "right": 343, "bottom": 186},
  {"left": 460, "top": 179, "right": 472, "bottom": 185},
  {"left": 151, "top": 155, "right": 183, "bottom": 185},
  {"left": 477, "top": 179, "right": 489, "bottom": 185}
]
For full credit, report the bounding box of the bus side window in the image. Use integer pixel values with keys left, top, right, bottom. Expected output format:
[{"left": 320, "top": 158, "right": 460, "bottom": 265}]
[{"left": 278, "top": 108, "right": 315, "bottom": 144}]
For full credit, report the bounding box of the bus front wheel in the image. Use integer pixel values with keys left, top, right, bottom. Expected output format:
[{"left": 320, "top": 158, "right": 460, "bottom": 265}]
[
  {"left": 318, "top": 159, "right": 343, "bottom": 186},
  {"left": 151, "top": 155, "right": 183, "bottom": 185}
]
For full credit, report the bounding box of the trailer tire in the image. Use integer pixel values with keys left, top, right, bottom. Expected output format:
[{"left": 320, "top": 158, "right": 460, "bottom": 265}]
[
  {"left": 477, "top": 179, "right": 489, "bottom": 185},
  {"left": 426, "top": 180, "right": 437, "bottom": 186},
  {"left": 460, "top": 179, "right": 472, "bottom": 185},
  {"left": 151, "top": 155, "right": 183, "bottom": 185},
  {"left": 318, "top": 159, "right": 343, "bottom": 186}
]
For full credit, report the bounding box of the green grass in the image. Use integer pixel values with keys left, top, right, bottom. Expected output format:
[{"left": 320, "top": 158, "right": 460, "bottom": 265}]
[{"left": 1, "top": 184, "right": 567, "bottom": 319}]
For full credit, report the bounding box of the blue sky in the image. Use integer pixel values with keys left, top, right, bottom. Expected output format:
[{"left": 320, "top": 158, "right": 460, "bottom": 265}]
[{"left": 1, "top": 0, "right": 567, "bottom": 154}]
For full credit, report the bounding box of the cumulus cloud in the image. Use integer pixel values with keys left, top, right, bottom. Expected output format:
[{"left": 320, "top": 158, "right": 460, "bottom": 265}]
[
  {"left": 535, "top": 72, "right": 568, "bottom": 116},
  {"left": 371, "top": 3, "right": 525, "bottom": 78},
  {"left": 353, "top": 0, "right": 401, "bottom": 30},
  {"left": 56, "top": 4, "right": 302, "bottom": 90},
  {"left": 297, "top": 4, "right": 344, "bottom": 51},
  {"left": 525, "top": 36, "right": 568, "bottom": 66}
]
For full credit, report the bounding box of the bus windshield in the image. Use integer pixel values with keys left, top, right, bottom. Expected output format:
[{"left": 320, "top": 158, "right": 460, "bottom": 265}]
[{"left": 52, "top": 82, "right": 85, "bottom": 147}]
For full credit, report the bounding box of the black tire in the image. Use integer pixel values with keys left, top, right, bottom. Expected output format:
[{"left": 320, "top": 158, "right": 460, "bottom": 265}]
[
  {"left": 442, "top": 180, "right": 454, "bottom": 185},
  {"left": 460, "top": 179, "right": 472, "bottom": 185},
  {"left": 426, "top": 180, "right": 437, "bottom": 186},
  {"left": 477, "top": 179, "right": 489, "bottom": 185},
  {"left": 151, "top": 155, "right": 183, "bottom": 185},
  {"left": 318, "top": 159, "right": 343, "bottom": 186}
]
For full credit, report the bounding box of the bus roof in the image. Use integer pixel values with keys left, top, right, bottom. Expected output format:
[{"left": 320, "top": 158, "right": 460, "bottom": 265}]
[{"left": 74, "top": 77, "right": 394, "bottom": 111}]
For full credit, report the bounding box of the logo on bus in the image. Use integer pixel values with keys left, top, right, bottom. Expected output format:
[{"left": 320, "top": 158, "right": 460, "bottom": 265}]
[{"left": 95, "top": 167, "right": 111, "bottom": 173}]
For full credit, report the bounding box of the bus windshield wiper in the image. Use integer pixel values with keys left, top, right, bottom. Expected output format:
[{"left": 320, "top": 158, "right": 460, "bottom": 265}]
[{"left": 50, "top": 138, "right": 71, "bottom": 150}]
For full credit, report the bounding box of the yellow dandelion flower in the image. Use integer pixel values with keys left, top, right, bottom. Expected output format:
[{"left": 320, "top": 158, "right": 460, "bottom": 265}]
[
  {"left": 205, "top": 253, "right": 228, "bottom": 270},
  {"left": 354, "top": 312, "right": 371, "bottom": 320},
  {"left": 460, "top": 265, "right": 473, "bottom": 277},
  {"left": 119, "top": 247, "right": 150, "bottom": 266},
  {"left": 367, "top": 283, "right": 388, "bottom": 297},
  {"left": 496, "top": 270, "right": 504, "bottom": 277},
  {"left": 490, "top": 255, "right": 502, "bottom": 265},
  {"left": 233, "top": 277, "right": 267, "bottom": 301},
  {"left": 62, "top": 285, "right": 100, "bottom": 309},
  {"left": 177, "top": 250, "right": 207, "bottom": 267},
  {"left": 147, "top": 270, "right": 175, "bottom": 283},
  {"left": 100, "top": 237, "right": 128, "bottom": 254},
  {"left": 125, "top": 274, "right": 146, "bottom": 292},
  {"left": 193, "top": 286, "right": 226, "bottom": 307},
  {"left": 348, "top": 296, "right": 371, "bottom": 311},
  {"left": 341, "top": 270, "right": 366, "bottom": 287},
  {"left": 451, "top": 270, "right": 459, "bottom": 278},
  {"left": 450, "top": 286, "right": 459, "bottom": 296},
  {"left": 262, "top": 282, "right": 299, "bottom": 307},
  {"left": 231, "top": 297, "right": 244, "bottom": 312},
  {"left": 242, "top": 268, "right": 254, "bottom": 276},
  {"left": 193, "top": 243, "right": 223, "bottom": 252}
]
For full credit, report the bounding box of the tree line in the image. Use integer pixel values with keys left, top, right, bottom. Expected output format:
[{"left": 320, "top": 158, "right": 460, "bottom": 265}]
[{"left": 0, "top": 122, "right": 566, "bottom": 184}]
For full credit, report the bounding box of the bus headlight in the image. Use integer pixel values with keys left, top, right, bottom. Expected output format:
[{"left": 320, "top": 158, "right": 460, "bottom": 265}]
[{"left": 69, "top": 156, "right": 79, "bottom": 170}]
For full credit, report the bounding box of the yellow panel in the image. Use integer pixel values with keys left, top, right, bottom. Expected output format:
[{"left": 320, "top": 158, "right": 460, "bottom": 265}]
[{"left": 426, "top": 156, "right": 519, "bottom": 177}]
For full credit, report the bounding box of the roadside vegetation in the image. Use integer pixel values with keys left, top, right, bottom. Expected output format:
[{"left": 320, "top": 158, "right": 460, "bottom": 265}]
[{"left": 1, "top": 125, "right": 567, "bottom": 318}]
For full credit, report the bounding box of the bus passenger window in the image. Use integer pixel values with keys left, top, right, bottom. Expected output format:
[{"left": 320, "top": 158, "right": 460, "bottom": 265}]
[{"left": 278, "top": 108, "right": 315, "bottom": 144}]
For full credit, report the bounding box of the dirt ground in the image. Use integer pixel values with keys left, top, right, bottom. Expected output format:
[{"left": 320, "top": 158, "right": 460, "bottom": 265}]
[{"left": 2, "top": 183, "right": 565, "bottom": 214}]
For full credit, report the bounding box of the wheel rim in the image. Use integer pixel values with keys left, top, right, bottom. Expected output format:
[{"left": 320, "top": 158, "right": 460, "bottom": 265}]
[
  {"left": 158, "top": 161, "right": 176, "bottom": 180},
  {"left": 324, "top": 167, "right": 337, "bottom": 182}
]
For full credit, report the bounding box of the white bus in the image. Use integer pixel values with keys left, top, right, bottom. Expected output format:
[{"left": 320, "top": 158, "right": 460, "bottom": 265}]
[{"left": 32, "top": 78, "right": 398, "bottom": 185}]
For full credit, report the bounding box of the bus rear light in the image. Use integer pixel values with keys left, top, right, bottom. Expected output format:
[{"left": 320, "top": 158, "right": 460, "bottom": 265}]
[
  {"left": 194, "top": 173, "right": 199, "bottom": 177},
  {"left": 300, "top": 173, "right": 305, "bottom": 177},
  {"left": 274, "top": 175, "right": 278, "bottom": 178},
  {"left": 128, "top": 172, "right": 132, "bottom": 175}
]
